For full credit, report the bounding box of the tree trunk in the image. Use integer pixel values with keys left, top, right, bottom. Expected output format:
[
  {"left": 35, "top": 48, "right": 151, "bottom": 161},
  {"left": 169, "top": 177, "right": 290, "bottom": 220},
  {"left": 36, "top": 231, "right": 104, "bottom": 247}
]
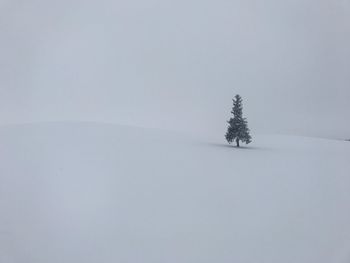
[{"left": 236, "top": 138, "right": 240, "bottom": 147}]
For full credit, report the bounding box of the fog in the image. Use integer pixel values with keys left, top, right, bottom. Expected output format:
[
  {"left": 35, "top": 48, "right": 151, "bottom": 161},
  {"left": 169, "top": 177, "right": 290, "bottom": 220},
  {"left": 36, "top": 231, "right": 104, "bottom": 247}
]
[{"left": 1, "top": 0, "right": 349, "bottom": 139}]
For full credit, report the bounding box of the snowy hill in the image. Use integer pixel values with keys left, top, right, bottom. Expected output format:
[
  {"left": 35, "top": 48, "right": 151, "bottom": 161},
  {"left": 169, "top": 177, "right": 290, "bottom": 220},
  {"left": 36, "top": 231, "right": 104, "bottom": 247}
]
[{"left": 0, "top": 122, "right": 350, "bottom": 263}]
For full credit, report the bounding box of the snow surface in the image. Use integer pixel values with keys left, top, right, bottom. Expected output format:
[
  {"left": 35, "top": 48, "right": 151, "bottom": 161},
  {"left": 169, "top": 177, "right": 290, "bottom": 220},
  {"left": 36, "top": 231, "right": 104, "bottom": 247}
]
[{"left": 0, "top": 122, "right": 350, "bottom": 263}]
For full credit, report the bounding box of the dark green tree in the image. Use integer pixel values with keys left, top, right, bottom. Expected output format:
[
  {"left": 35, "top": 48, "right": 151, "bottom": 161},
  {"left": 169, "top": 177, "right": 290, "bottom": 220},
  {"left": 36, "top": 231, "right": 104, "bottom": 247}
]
[{"left": 225, "top": 95, "right": 252, "bottom": 147}]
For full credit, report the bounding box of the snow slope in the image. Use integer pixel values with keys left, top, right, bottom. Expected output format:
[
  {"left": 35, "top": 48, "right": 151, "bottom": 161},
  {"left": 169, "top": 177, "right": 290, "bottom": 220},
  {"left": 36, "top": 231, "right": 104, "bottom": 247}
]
[{"left": 0, "top": 122, "right": 349, "bottom": 263}]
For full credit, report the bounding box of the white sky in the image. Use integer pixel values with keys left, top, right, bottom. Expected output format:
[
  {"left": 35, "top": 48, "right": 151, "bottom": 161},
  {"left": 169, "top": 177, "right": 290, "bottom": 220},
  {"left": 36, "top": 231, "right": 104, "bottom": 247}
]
[{"left": 0, "top": 0, "right": 349, "bottom": 139}]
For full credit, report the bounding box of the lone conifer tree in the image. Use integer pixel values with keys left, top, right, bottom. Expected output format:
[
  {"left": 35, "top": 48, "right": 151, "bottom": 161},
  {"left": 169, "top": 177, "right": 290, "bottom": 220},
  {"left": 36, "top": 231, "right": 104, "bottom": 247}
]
[{"left": 225, "top": 95, "right": 252, "bottom": 147}]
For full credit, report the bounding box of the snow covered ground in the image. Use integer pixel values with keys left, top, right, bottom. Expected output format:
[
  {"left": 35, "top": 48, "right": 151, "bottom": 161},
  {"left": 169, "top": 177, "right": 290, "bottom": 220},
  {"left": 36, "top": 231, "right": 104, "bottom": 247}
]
[{"left": 0, "top": 122, "right": 349, "bottom": 263}]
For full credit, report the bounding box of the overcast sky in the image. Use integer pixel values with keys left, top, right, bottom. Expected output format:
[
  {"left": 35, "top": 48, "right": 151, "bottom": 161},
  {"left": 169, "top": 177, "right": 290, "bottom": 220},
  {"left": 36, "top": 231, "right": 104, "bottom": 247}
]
[{"left": 0, "top": 0, "right": 349, "bottom": 139}]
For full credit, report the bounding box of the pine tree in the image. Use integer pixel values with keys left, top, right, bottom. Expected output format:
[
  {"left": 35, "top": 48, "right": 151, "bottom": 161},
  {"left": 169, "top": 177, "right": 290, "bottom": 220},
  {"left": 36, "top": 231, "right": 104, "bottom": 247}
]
[{"left": 225, "top": 95, "right": 252, "bottom": 147}]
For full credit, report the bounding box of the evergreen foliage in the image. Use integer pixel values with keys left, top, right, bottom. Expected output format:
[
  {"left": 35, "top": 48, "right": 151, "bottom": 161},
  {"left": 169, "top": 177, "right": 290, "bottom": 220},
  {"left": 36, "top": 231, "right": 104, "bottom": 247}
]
[{"left": 225, "top": 95, "right": 252, "bottom": 147}]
